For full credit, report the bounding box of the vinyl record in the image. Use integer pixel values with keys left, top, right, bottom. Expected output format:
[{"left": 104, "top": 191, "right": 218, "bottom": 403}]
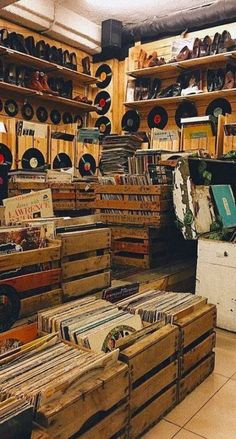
[
  {"left": 0, "top": 143, "right": 13, "bottom": 170},
  {"left": 50, "top": 109, "right": 61, "bottom": 125},
  {"left": 147, "top": 106, "right": 168, "bottom": 129},
  {"left": 94, "top": 91, "right": 111, "bottom": 115},
  {"left": 62, "top": 112, "right": 73, "bottom": 124},
  {"left": 121, "top": 110, "right": 140, "bottom": 132},
  {"left": 4, "top": 99, "right": 18, "bottom": 117},
  {"left": 95, "top": 64, "right": 112, "bottom": 89},
  {"left": 21, "top": 148, "right": 45, "bottom": 170},
  {"left": 206, "top": 98, "right": 232, "bottom": 118},
  {"left": 53, "top": 153, "right": 72, "bottom": 169},
  {"left": 175, "top": 101, "right": 198, "bottom": 128},
  {"left": 36, "top": 106, "right": 48, "bottom": 123},
  {"left": 78, "top": 153, "right": 96, "bottom": 177},
  {"left": 21, "top": 103, "right": 34, "bottom": 120},
  {"left": 74, "top": 114, "right": 83, "bottom": 128},
  {"left": 95, "top": 116, "right": 111, "bottom": 136}
]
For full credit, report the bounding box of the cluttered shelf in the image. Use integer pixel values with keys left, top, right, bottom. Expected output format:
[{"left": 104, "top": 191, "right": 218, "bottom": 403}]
[
  {"left": 0, "top": 46, "right": 99, "bottom": 85},
  {"left": 124, "top": 87, "right": 236, "bottom": 108},
  {"left": 0, "top": 81, "right": 97, "bottom": 112},
  {"left": 127, "top": 50, "right": 236, "bottom": 78}
]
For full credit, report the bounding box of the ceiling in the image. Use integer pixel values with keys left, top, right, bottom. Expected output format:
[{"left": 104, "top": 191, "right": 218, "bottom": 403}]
[{"left": 66, "top": 0, "right": 217, "bottom": 26}]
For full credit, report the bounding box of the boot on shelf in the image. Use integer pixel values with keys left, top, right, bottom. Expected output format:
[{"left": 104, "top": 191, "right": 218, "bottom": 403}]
[
  {"left": 82, "top": 56, "right": 91, "bottom": 75},
  {"left": 39, "top": 72, "right": 59, "bottom": 95},
  {"left": 28, "top": 70, "right": 45, "bottom": 92}
]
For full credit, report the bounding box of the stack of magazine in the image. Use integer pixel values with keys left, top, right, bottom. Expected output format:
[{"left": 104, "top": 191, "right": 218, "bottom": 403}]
[
  {"left": 38, "top": 296, "right": 142, "bottom": 353},
  {"left": 117, "top": 290, "right": 204, "bottom": 324},
  {"left": 0, "top": 334, "right": 118, "bottom": 414},
  {"left": 101, "top": 135, "right": 142, "bottom": 174}
]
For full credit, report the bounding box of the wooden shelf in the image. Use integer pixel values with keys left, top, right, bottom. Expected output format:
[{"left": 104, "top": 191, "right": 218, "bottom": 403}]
[
  {"left": 124, "top": 88, "right": 236, "bottom": 109},
  {"left": 127, "top": 51, "right": 236, "bottom": 78},
  {"left": 0, "top": 46, "right": 98, "bottom": 85},
  {"left": 0, "top": 80, "right": 97, "bottom": 112}
]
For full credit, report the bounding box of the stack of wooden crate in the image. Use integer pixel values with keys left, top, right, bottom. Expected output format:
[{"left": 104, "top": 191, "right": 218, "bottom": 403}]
[
  {"left": 49, "top": 182, "right": 76, "bottom": 211},
  {"left": 58, "top": 226, "right": 111, "bottom": 301},
  {"left": 118, "top": 323, "right": 179, "bottom": 438},
  {"left": 75, "top": 182, "right": 96, "bottom": 212},
  {"left": 94, "top": 184, "right": 172, "bottom": 226},
  {"left": 174, "top": 302, "right": 216, "bottom": 401},
  {"left": 93, "top": 184, "right": 173, "bottom": 268}
]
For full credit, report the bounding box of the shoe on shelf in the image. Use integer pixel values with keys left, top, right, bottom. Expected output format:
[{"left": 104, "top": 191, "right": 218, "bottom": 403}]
[
  {"left": 176, "top": 46, "right": 191, "bottom": 61},
  {"left": 209, "top": 32, "right": 221, "bottom": 55},
  {"left": 199, "top": 35, "right": 212, "bottom": 57},
  {"left": 138, "top": 49, "right": 147, "bottom": 69},
  {"left": 4, "top": 63, "right": 17, "bottom": 84},
  {"left": 82, "top": 56, "right": 91, "bottom": 75},
  {"left": 28, "top": 70, "right": 45, "bottom": 92},
  {"left": 191, "top": 38, "right": 201, "bottom": 58},
  {"left": 39, "top": 72, "right": 59, "bottom": 95},
  {"left": 223, "top": 67, "right": 235, "bottom": 89}
]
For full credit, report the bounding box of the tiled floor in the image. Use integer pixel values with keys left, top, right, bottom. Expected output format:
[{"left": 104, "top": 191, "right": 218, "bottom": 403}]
[{"left": 142, "top": 328, "right": 236, "bottom": 439}]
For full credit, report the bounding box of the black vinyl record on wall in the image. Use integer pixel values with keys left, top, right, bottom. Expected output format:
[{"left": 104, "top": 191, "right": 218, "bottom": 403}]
[
  {"left": 21, "top": 148, "right": 45, "bottom": 170},
  {"left": 53, "top": 153, "right": 72, "bottom": 169},
  {"left": 0, "top": 143, "right": 13, "bottom": 170},
  {"left": 21, "top": 103, "right": 34, "bottom": 121},
  {"left": 5, "top": 100, "right": 18, "bottom": 117},
  {"left": 175, "top": 101, "right": 198, "bottom": 128},
  {"left": 95, "top": 116, "right": 111, "bottom": 136},
  {"left": 95, "top": 64, "right": 112, "bottom": 89},
  {"left": 94, "top": 91, "right": 111, "bottom": 115},
  {"left": 78, "top": 153, "right": 96, "bottom": 177},
  {"left": 206, "top": 98, "right": 232, "bottom": 118},
  {"left": 121, "top": 110, "right": 140, "bottom": 132},
  {"left": 147, "top": 106, "right": 168, "bottom": 129},
  {"left": 36, "top": 106, "right": 48, "bottom": 123}
]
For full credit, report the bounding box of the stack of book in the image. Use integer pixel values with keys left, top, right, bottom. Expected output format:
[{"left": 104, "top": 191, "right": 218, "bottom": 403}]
[
  {"left": 38, "top": 296, "right": 142, "bottom": 353},
  {"left": 128, "top": 149, "right": 161, "bottom": 175},
  {"left": 117, "top": 290, "right": 204, "bottom": 324},
  {"left": 101, "top": 135, "right": 142, "bottom": 174}
]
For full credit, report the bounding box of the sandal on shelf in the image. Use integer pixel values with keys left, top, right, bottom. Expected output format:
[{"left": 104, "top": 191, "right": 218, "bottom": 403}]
[
  {"left": 218, "top": 30, "right": 232, "bottom": 53},
  {"left": 199, "top": 35, "right": 212, "bottom": 57},
  {"left": 147, "top": 51, "right": 158, "bottom": 67},
  {"left": 138, "top": 49, "right": 147, "bottom": 69}
]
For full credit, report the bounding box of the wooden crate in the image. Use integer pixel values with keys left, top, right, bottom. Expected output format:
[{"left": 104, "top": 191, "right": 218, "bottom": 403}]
[
  {"left": 94, "top": 185, "right": 173, "bottom": 226},
  {"left": 173, "top": 303, "right": 217, "bottom": 351},
  {"left": 111, "top": 225, "right": 169, "bottom": 268},
  {"left": 36, "top": 361, "right": 129, "bottom": 439},
  {"left": 8, "top": 181, "right": 47, "bottom": 197},
  {"left": 49, "top": 182, "right": 76, "bottom": 211},
  {"left": 179, "top": 352, "right": 215, "bottom": 402},
  {"left": 0, "top": 240, "right": 62, "bottom": 326},
  {"left": 118, "top": 324, "right": 179, "bottom": 438},
  {"left": 59, "top": 227, "right": 111, "bottom": 299}
]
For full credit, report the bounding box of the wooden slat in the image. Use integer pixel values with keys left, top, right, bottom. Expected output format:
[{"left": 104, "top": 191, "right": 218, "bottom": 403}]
[
  {"left": 112, "top": 226, "right": 149, "bottom": 240},
  {"left": 113, "top": 241, "right": 149, "bottom": 254},
  {"left": 112, "top": 255, "right": 149, "bottom": 269},
  {"left": 37, "top": 363, "right": 129, "bottom": 439},
  {"left": 60, "top": 228, "right": 111, "bottom": 257},
  {"left": 62, "top": 254, "right": 111, "bottom": 279},
  {"left": 100, "top": 213, "right": 171, "bottom": 226},
  {"left": 130, "top": 385, "right": 177, "bottom": 439},
  {"left": 179, "top": 353, "right": 215, "bottom": 401},
  {"left": 81, "top": 403, "right": 128, "bottom": 439},
  {"left": 180, "top": 332, "right": 216, "bottom": 376},
  {"left": 62, "top": 271, "right": 111, "bottom": 299},
  {"left": 93, "top": 199, "right": 171, "bottom": 212},
  {"left": 130, "top": 361, "right": 178, "bottom": 413},
  {"left": 95, "top": 185, "right": 171, "bottom": 195},
  {"left": 51, "top": 193, "right": 76, "bottom": 200},
  {"left": 0, "top": 242, "right": 61, "bottom": 271},
  {"left": 119, "top": 325, "right": 179, "bottom": 384},
  {"left": 0, "top": 268, "right": 61, "bottom": 293},
  {"left": 20, "top": 288, "right": 63, "bottom": 318}
]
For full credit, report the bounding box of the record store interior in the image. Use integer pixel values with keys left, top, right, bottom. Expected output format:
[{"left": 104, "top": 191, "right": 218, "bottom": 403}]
[{"left": 0, "top": 1, "right": 236, "bottom": 438}]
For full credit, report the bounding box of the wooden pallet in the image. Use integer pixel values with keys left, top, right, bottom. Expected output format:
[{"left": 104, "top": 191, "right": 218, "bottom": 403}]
[
  {"left": 36, "top": 361, "right": 129, "bottom": 439},
  {"left": 118, "top": 324, "right": 179, "bottom": 438},
  {"left": 0, "top": 240, "right": 62, "bottom": 327},
  {"left": 179, "top": 352, "right": 215, "bottom": 402},
  {"left": 111, "top": 226, "right": 169, "bottom": 268},
  {"left": 94, "top": 184, "right": 173, "bottom": 227},
  {"left": 59, "top": 227, "right": 111, "bottom": 299}
]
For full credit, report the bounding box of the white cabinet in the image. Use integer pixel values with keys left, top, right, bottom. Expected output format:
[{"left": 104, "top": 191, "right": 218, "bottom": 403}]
[{"left": 196, "top": 238, "right": 236, "bottom": 332}]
